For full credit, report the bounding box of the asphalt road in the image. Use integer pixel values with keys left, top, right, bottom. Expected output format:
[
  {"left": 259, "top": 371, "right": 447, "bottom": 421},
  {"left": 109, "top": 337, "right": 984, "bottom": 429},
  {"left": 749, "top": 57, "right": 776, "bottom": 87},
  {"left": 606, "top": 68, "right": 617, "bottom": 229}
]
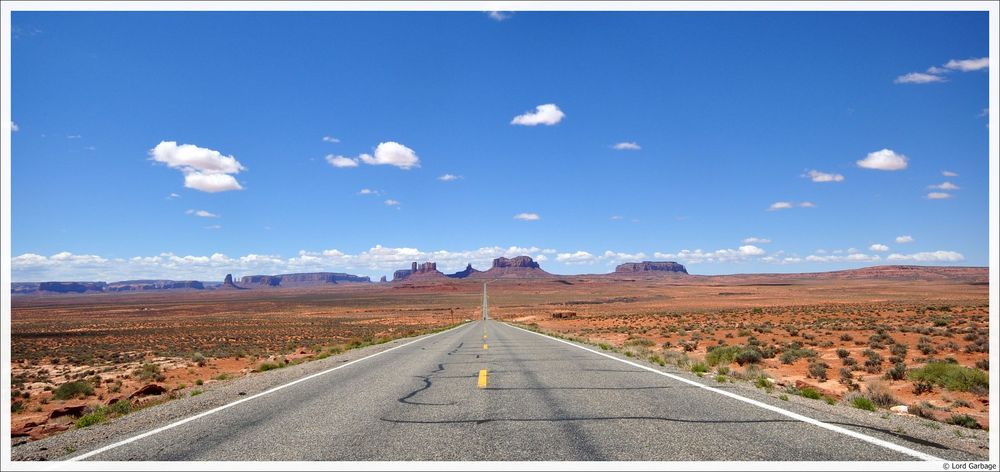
[{"left": 74, "top": 319, "right": 950, "bottom": 461}]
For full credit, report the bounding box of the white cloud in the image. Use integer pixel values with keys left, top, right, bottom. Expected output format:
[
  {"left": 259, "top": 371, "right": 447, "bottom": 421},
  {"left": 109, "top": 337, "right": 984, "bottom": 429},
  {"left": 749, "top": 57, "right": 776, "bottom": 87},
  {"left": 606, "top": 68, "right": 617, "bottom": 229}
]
[
  {"left": 438, "top": 174, "right": 462, "bottom": 181},
  {"left": 738, "top": 245, "right": 765, "bottom": 256},
  {"left": 894, "top": 72, "right": 946, "bottom": 84},
  {"left": 598, "top": 250, "right": 648, "bottom": 265},
  {"left": 742, "top": 237, "right": 771, "bottom": 244},
  {"left": 186, "top": 209, "right": 219, "bottom": 218},
  {"left": 358, "top": 188, "right": 380, "bottom": 196},
  {"left": 926, "top": 192, "right": 952, "bottom": 199},
  {"left": 511, "top": 103, "right": 565, "bottom": 126},
  {"left": 326, "top": 155, "right": 359, "bottom": 168},
  {"left": 799, "top": 202, "right": 816, "bottom": 208},
  {"left": 514, "top": 212, "right": 540, "bottom": 221},
  {"left": 869, "top": 244, "right": 889, "bottom": 252},
  {"left": 322, "top": 136, "right": 340, "bottom": 143},
  {"left": 895, "top": 235, "right": 914, "bottom": 244},
  {"left": 167, "top": 193, "right": 181, "bottom": 200},
  {"left": 67, "top": 134, "right": 81, "bottom": 139},
  {"left": 205, "top": 224, "right": 222, "bottom": 230},
  {"left": 610, "top": 215, "right": 624, "bottom": 221},
  {"left": 928, "top": 181, "right": 960, "bottom": 190},
  {"left": 358, "top": 141, "right": 420, "bottom": 169},
  {"left": 487, "top": 11, "right": 513, "bottom": 21},
  {"left": 384, "top": 199, "right": 400, "bottom": 206},
  {"left": 944, "top": 57, "right": 988, "bottom": 72},
  {"left": 857, "top": 148, "right": 908, "bottom": 171},
  {"left": 556, "top": 251, "right": 596, "bottom": 264},
  {"left": 11, "top": 121, "right": 18, "bottom": 132},
  {"left": 942, "top": 170, "right": 959, "bottom": 177},
  {"left": 150, "top": 141, "right": 246, "bottom": 193},
  {"left": 183, "top": 173, "right": 244, "bottom": 193},
  {"left": 768, "top": 202, "right": 793, "bottom": 211},
  {"left": 805, "top": 252, "right": 881, "bottom": 263},
  {"left": 805, "top": 170, "right": 844, "bottom": 183},
  {"left": 612, "top": 142, "right": 641, "bottom": 151},
  {"left": 887, "top": 251, "right": 964, "bottom": 262}
]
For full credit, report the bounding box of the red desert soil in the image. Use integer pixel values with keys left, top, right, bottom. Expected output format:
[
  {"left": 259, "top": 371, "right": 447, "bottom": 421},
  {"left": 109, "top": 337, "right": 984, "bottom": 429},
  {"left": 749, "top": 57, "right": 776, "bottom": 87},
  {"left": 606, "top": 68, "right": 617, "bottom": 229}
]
[{"left": 10, "top": 267, "right": 989, "bottom": 441}]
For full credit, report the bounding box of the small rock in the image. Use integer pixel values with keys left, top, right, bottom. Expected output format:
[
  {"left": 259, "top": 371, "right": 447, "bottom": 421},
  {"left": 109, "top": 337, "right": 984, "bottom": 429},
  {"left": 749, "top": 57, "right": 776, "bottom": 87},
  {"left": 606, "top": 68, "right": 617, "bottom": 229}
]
[
  {"left": 48, "top": 405, "right": 86, "bottom": 420},
  {"left": 890, "top": 405, "right": 909, "bottom": 414}
]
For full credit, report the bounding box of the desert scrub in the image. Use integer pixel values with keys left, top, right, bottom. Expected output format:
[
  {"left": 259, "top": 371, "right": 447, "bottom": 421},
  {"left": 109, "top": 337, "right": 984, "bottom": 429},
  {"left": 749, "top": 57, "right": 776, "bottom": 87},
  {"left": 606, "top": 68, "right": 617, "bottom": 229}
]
[
  {"left": 53, "top": 380, "right": 95, "bottom": 400},
  {"left": 134, "top": 363, "right": 165, "bottom": 382},
  {"left": 945, "top": 414, "right": 981, "bottom": 429},
  {"left": 847, "top": 394, "right": 877, "bottom": 412},
  {"left": 690, "top": 362, "right": 709, "bottom": 376},
  {"left": 909, "top": 362, "right": 988, "bottom": 393},
  {"left": 255, "top": 361, "right": 285, "bottom": 372}
]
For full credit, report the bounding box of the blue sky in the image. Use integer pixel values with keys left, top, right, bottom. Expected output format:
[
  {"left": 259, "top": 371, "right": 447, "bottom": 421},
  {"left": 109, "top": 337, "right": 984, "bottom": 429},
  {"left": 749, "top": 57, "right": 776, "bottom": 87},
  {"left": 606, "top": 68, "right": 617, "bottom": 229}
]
[{"left": 9, "top": 11, "right": 991, "bottom": 281}]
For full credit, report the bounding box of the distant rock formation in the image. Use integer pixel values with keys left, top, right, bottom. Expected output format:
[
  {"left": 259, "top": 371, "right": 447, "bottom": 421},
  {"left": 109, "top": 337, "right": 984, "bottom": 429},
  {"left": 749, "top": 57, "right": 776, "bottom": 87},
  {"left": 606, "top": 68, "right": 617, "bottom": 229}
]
[
  {"left": 472, "top": 256, "right": 551, "bottom": 278},
  {"left": 221, "top": 274, "right": 244, "bottom": 290},
  {"left": 37, "top": 282, "right": 107, "bottom": 293},
  {"left": 446, "top": 263, "right": 481, "bottom": 279},
  {"left": 615, "top": 261, "right": 688, "bottom": 275},
  {"left": 393, "top": 262, "right": 446, "bottom": 281},
  {"left": 237, "top": 272, "right": 371, "bottom": 288},
  {"left": 106, "top": 280, "right": 205, "bottom": 292},
  {"left": 379, "top": 275, "right": 387, "bottom": 283}
]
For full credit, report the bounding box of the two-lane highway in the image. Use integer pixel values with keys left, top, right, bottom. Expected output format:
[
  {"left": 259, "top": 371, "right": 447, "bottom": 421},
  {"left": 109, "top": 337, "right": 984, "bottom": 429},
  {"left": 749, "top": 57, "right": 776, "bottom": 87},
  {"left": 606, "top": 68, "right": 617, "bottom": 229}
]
[{"left": 69, "top": 319, "right": 952, "bottom": 461}]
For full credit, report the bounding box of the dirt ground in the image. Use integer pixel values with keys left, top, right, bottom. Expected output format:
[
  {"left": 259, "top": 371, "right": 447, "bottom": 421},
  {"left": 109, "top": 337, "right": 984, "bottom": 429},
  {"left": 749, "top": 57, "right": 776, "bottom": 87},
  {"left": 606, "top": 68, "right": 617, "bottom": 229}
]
[{"left": 9, "top": 269, "right": 990, "bottom": 441}]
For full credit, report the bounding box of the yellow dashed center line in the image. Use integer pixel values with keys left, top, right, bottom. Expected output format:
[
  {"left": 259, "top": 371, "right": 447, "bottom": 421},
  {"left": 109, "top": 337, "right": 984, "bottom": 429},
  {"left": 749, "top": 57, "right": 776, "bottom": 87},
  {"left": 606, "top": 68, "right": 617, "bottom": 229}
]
[
  {"left": 483, "top": 343, "right": 488, "bottom": 350},
  {"left": 477, "top": 369, "right": 488, "bottom": 388}
]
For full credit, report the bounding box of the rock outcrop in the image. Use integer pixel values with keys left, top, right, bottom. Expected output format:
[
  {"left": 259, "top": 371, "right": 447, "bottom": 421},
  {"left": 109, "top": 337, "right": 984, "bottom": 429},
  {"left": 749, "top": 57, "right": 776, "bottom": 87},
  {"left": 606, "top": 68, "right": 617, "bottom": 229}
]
[
  {"left": 393, "top": 262, "right": 446, "bottom": 281},
  {"left": 37, "top": 282, "right": 107, "bottom": 293},
  {"left": 379, "top": 276, "right": 388, "bottom": 283},
  {"left": 615, "top": 261, "right": 688, "bottom": 275},
  {"left": 239, "top": 275, "right": 282, "bottom": 287},
  {"left": 238, "top": 272, "right": 371, "bottom": 288},
  {"left": 220, "top": 274, "right": 244, "bottom": 290},
  {"left": 446, "top": 263, "right": 481, "bottom": 279},
  {"left": 106, "top": 280, "right": 205, "bottom": 291},
  {"left": 472, "top": 256, "right": 551, "bottom": 278}
]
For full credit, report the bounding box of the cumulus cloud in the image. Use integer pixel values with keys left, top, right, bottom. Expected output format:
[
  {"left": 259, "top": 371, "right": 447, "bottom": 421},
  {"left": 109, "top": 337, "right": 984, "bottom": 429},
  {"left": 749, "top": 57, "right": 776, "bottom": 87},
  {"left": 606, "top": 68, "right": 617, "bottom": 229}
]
[
  {"left": 358, "top": 141, "right": 421, "bottom": 169},
  {"left": 186, "top": 209, "right": 219, "bottom": 218},
  {"left": 514, "top": 212, "right": 540, "bottom": 221},
  {"left": 768, "top": 202, "right": 793, "bottom": 211},
  {"left": 612, "top": 142, "right": 641, "bottom": 151},
  {"left": 487, "top": 11, "right": 513, "bottom": 21},
  {"left": 869, "top": 244, "right": 889, "bottom": 252},
  {"left": 358, "top": 188, "right": 380, "bottom": 196},
  {"left": 805, "top": 170, "right": 844, "bottom": 183},
  {"left": 742, "top": 237, "right": 771, "bottom": 244},
  {"left": 942, "top": 170, "right": 959, "bottom": 177},
  {"left": 653, "top": 245, "right": 766, "bottom": 264},
  {"left": 511, "top": 104, "right": 565, "bottom": 126},
  {"left": 167, "top": 193, "right": 181, "bottom": 200},
  {"left": 322, "top": 136, "right": 340, "bottom": 143},
  {"left": 857, "top": 149, "right": 908, "bottom": 171},
  {"left": 887, "top": 251, "right": 964, "bottom": 262},
  {"left": 928, "top": 182, "right": 960, "bottom": 190},
  {"left": 926, "top": 192, "right": 952, "bottom": 199},
  {"left": 150, "top": 141, "right": 246, "bottom": 193},
  {"left": 894, "top": 72, "right": 946, "bottom": 84},
  {"left": 738, "top": 245, "right": 765, "bottom": 256},
  {"left": 384, "top": 199, "right": 400, "bottom": 206},
  {"left": 805, "top": 253, "right": 881, "bottom": 263},
  {"left": 944, "top": 57, "right": 988, "bottom": 72},
  {"left": 799, "top": 202, "right": 816, "bottom": 208},
  {"left": 438, "top": 174, "right": 462, "bottom": 181},
  {"left": 556, "top": 251, "right": 596, "bottom": 264},
  {"left": 326, "top": 155, "right": 359, "bottom": 168},
  {"left": 895, "top": 235, "right": 914, "bottom": 244}
]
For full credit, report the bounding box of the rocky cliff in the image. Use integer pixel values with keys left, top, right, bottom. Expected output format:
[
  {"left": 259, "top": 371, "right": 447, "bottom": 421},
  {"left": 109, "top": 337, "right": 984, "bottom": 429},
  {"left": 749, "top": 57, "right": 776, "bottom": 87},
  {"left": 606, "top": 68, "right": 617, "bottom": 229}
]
[
  {"left": 393, "top": 262, "right": 446, "bottom": 281},
  {"left": 37, "top": 282, "right": 108, "bottom": 293},
  {"left": 240, "top": 275, "right": 282, "bottom": 287},
  {"left": 106, "top": 280, "right": 205, "bottom": 292},
  {"left": 446, "top": 263, "right": 481, "bottom": 279},
  {"left": 615, "top": 261, "right": 688, "bottom": 275},
  {"left": 472, "top": 256, "right": 551, "bottom": 278},
  {"left": 220, "top": 274, "right": 244, "bottom": 290}
]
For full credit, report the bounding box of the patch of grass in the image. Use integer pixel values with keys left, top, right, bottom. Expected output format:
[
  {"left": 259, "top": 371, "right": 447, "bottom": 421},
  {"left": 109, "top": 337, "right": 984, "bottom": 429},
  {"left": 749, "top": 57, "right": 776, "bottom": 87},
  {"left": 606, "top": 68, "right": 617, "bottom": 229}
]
[
  {"left": 53, "top": 380, "right": 95, "bottom": 400},
  {"left": 255, "top": 361, "right": 285, "bottom": 372},
  {"left": 190, "top": 389, "right": 203, "bottom": 397},
  {"left": 754, "top": 376, "right": 774, "bottom": 393},
  {"left": 690, "top": 362, "right": 709, "bottom": 376},
  {"left": 850, "top": 396, "right": 877, "bottom": 412},
  {"left": 213, "top": 373, "right": 233, "bottom": 381},
  {"left": 909, "top": 362, "right": 989, "bottom": 393},
  {"left": 779, "top": 394, "right": 789, "bottom": 401},
  {"left": 798, "top": 387, "right": 822, "bottom": 400},
  {"left": 75, "top": 408, "right": 107, "bottom": 428},
  {"left": 134, "top": 363, "right": 165, "bottom": 382},
  {"left": 714, "top": 374, "right": 727, "bottom": 383},
  {"left": 195, "top": 379, "right": 204, "bottom": 386},
  {"left": 945, "top": 414, "right": 981, "bottom": 429},
  {"left": 598, "top": 343, "right": 612, "bottom": 351}
]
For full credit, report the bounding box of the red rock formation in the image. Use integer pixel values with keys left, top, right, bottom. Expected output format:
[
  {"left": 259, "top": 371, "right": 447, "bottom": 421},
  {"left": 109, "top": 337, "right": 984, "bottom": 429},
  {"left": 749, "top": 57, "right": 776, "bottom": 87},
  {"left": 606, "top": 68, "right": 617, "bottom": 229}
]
[
  {"left": 615, "top": 261, "right": 688, "bottom": 275},
  {"left": 393, "top": 262, "right": 446, "bottom": 281},
  {"left": 471, "top": 256, "right": 552, "bottom": 278},
  {"left": 447, "top": 263, "right": 481, "bottom": 279},
  {"left": 129, "top": 384, "right": 168, "bottom": 399}
]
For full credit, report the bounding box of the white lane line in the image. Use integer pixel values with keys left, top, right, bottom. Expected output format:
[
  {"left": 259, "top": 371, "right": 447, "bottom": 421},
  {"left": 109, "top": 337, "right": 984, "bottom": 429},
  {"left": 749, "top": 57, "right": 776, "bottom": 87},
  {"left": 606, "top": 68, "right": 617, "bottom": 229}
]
[
  {"left": 504, "top": 322, "right": 943, "bottom": 462},
  {"left": 63, "top": 322, "right": 473, "bottom": 462}
]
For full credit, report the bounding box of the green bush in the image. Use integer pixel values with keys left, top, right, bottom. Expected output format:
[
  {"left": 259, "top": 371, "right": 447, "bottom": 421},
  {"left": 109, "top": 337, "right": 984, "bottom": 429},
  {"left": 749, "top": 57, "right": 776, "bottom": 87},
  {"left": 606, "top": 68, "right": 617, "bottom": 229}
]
[
  {"left": 945, "top": 414, "right": 981, "bottom": 429},
  {"left": 255, "top": 361, "right": 284, "bottom": 372},
  {"left": 799, "top": 387, "right": 822, "bottom": 400},
  {"left": 690, "top": 362, "right": 709, "bottom": 375},
  {"left": 909, "top": 362, "right": 989, "bottom": 393},
  {"left": 850, "top": 396, "right": 876, "bottom": 411},
  {"left": 76, "top": 408, "right": 107, "bottom": 428},
  {"left": 53, "top": 381, "right": 95, "bottom": 400}
]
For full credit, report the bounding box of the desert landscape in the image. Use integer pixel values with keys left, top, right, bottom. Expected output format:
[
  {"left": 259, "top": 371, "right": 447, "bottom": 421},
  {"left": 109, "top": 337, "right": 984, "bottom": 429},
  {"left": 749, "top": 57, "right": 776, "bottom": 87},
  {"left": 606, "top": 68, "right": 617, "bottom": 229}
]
[{"left": 10, "top": 257, "right": 990, "bottom": 444}]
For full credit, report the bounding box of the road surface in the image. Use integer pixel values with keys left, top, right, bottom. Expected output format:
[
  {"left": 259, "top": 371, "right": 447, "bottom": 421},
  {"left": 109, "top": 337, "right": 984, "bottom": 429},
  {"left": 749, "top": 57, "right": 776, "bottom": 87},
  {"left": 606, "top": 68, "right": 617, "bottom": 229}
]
[{"left": 66, "top": 319, "right": 958, "bottom": 461}]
